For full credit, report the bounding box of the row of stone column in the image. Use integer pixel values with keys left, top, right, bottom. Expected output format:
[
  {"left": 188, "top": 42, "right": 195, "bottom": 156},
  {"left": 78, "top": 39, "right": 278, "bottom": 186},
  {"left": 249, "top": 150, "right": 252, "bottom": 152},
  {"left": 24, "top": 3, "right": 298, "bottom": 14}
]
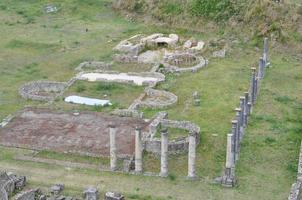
[
  {"left": 108, "top": 125, "right": 197, "bottom": 179},
  {"left": 222, "top": 37, "right": 270, "bottom": 187}
]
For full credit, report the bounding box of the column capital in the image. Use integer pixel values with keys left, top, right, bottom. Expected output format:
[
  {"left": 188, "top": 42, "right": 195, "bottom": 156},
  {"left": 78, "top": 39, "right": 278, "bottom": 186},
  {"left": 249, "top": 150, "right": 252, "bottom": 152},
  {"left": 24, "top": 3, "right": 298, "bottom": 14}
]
[
  {"left": 108, "top": 123, "right": 116, "bottom": 128},
  {"left": 235, "top": 108, "right": 241, "bottom": 112},
  {"left": 231, "top": 120, "right": 238, "bottom": 125},
  {"left": 161, "top": 128, "right": 168, "bottom": 135}
]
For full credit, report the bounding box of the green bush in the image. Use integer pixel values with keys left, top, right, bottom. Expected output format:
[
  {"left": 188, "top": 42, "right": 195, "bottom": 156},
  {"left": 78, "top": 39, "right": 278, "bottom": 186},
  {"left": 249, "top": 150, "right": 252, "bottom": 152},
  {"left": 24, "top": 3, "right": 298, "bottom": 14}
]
[
  {"left": 162, "top": 2, "right": 183, "bottom": 15},
  {"left": 191, "top": 0, "right": 237, "bottom": 21}
]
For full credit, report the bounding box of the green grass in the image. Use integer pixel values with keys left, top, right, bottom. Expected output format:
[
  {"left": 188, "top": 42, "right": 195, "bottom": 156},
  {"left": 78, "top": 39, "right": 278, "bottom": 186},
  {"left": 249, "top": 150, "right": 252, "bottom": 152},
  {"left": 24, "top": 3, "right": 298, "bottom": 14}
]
[
  {"left": 50, "top": 81, "right": 144, "bottom": 112},
  {"left": 36, "top": 150, "right": 109, "bottom": 166},
  {"left": 0, "top": 0, "right": 302, "bottom": 200}
]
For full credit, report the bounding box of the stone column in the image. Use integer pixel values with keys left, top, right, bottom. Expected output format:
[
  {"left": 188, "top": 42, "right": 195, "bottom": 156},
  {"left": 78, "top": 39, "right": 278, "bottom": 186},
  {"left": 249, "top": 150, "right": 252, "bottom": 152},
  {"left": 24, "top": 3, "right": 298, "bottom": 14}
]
[
  {"left": 135, "top": 126, "right": 143, "bottom": 174},
  {"left": 248, "top": 102, "right": 252, "bottom": 115},
  {"left": 258, "top": 57, "right": 265, "bottom": 79},
  {"left": 188, "top": 131, "right": 197, "bottom": 179},
  {"left": 226, "top": 133, "right": 235, "bottom": 170},
  {"left": 251, "top": 67, "right": 257, "bottom": 105},
  {"left": 231, "top": 120, "right": 239, "bottom": 161},
  {"left": 109, "top": 124, "right": 117, "bottom": 171},
  {"left": 160, "top": 128, "right": 169, "bottom": 177},
  {"left": 240, "top": 96, "right": 246, "bottom": 128},
  {"left": 244, "top": 92, "right": 249, "bottom": 124},
  {"left": 222, "top": 133, "right": 236, "bottom": 187},
  {"left": 263, "top": 37, "right": 269, "bottom": 65}
]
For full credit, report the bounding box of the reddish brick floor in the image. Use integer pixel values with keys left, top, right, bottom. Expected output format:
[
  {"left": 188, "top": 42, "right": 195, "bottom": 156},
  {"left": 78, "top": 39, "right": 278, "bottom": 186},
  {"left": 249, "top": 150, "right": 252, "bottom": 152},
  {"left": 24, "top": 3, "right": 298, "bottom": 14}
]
[{"left": 0, "top": 108, "right": 149, "bottom": 157}]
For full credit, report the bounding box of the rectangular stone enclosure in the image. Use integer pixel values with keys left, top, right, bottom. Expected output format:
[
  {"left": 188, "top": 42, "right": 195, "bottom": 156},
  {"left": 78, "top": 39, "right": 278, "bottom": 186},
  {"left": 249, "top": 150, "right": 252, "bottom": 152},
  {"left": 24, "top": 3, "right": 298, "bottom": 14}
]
[{"left": 0, "top": 108, "right": 149, "bottom": 157}]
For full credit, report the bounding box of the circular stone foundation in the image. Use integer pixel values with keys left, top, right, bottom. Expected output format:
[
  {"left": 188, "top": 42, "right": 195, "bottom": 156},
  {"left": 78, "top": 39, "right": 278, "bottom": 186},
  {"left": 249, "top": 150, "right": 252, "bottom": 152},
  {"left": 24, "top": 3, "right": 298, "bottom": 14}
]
[
  {"left": 163, "top": 52, "right": 206, "bottom": 73},
  {"left": 19, "top": 81, "right": 67, "bottom": 101}
]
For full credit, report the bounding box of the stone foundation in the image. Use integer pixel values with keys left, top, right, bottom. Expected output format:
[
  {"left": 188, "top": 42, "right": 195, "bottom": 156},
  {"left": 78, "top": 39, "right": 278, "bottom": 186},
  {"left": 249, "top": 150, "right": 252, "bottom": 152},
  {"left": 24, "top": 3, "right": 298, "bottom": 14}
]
[{"left": 19, "top": 81, "right": 67, "bottom": 101}]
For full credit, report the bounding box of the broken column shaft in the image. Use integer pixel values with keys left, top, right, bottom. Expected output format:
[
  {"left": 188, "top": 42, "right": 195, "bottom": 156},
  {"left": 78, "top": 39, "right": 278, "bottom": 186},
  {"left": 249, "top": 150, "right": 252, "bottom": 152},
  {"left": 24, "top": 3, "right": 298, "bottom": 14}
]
[
  {"left": 160, "top": 128, "right": 169, "bottom": 177},
  {"left": 188, "top": 131, "right": 197, "bottom": 179},
  {"left": 109, "top": 124, "right": 117, "bottom": 171},
  {"left": 250, "top": 67, "right": 257, "bottom": 105},
  {"left": 135, "top": 126, "right": 143, "bottom": 174}
]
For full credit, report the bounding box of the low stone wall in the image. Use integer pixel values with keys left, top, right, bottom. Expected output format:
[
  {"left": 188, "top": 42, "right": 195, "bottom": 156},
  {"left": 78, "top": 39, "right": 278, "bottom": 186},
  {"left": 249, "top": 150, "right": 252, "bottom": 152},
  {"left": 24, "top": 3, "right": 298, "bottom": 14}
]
[
  {"left": 14, "top": 189, "right": 38, "bottom": 200},
  {"left": 288, "top": 142, "right": 302, "bottom": 200},
  {"left": 111, "top": 109, "right": 144, "bottom": 118},
  {"left": 19, "top": 81, "right": 67, "bottom": 101},
  {"left": 75, "top": 61, "right": 112, "bottom": 71},
  {"left": 130, "top": 88, "right": 178, "bottom": 110},
  {"left": 144, "top": 136, "right": 191, "bottom": 155},
  {"left": 162, "top": 54, "right": 207, "bottom": 73}
]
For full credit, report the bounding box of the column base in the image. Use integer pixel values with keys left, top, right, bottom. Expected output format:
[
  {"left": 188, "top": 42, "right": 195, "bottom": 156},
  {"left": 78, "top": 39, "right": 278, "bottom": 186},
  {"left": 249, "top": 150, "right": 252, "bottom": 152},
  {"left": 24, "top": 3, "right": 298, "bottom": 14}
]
[
  {"left": 186, "top": 175, "right": 198, "bottom": 181},
  {"left": 221, "top": 167, "right": 236, "bottom": 187},
  {"left": 134, "top": 170, "right": 143, "bottom": 175},
  {"left": 159, "top": 172, "right": 168, "bottom": 178},
  {"left": 221, "top": 175, "right": 236, "bottom": 188}
]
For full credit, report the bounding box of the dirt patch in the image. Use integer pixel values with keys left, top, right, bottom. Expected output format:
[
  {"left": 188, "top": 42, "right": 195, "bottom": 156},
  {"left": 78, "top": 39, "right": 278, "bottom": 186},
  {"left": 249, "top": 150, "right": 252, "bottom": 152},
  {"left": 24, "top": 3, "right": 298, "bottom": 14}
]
[{"left": 0, "top": 108, "right": 149, "bottom": 157}]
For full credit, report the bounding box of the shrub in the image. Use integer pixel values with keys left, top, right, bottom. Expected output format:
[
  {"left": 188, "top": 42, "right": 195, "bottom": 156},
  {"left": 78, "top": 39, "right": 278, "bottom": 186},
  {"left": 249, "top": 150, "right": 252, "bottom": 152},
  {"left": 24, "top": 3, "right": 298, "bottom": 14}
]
[
  {"left": 191, "top": 0, "right": 237, "bottom": 21},
  {"left": 162, "top": 2, "right": 183, "bottom": 15}
]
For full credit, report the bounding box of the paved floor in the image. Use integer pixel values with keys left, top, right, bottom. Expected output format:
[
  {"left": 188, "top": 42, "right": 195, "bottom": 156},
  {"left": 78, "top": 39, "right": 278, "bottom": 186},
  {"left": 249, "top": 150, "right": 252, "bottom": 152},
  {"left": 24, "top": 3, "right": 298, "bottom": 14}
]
[{"left": 0, "top": 108, "right": 149, "bottom": 157}]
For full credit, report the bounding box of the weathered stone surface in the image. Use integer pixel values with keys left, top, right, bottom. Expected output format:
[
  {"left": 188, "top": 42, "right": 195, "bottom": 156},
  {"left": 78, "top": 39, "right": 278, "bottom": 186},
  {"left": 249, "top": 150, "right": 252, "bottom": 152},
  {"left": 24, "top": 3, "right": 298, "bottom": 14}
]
[
  {"left": 160, "top": 128, "right": 169, "bottom": 177},
  {"left": 212, "top": 49, "right": 226, "bottom": 58},
  {"left": 288, "top": 182, "right": 302, "bottom": 200},
  {"left": 19, "top": 81, "right": 67, "bottom": 102},
  {"left": 132, "top": 88, "right": 178, "bottom": 109},
  {"left": 14, "top": 189, "right": 38, "bottom": 200},
  {"left": 50, "top": 184, "right": 64, "bottom": 196},
  {"left": 123, "top": 157, "right": 135, "bottom": 172},
  {"left": 145, "top": 116, "right": 201, "bottom": 155},
  {"left": 105, "top": 192, "right": 124, "bottom": 200},
  {"left": 137, "top": 50, "right": 162, "bottom": 64},
  {"left": 44, "top": 5, "right": 57, "bottom": 13},
  {"left": 83, "top": 187, "right": 99, "bottom": 200},
  {"left": 183, "top": 40, "right": 193, "bottom": 49},
  {"left": 75, "top": 61, "right": 112, "bottom": 71}
]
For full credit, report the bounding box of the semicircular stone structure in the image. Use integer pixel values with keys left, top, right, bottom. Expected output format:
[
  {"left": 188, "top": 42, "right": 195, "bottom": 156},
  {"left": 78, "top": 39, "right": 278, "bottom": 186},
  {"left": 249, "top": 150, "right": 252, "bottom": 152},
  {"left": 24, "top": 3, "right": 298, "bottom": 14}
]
[
  {"left": 129, "top": 88, "right": 178, "bottom": 110},
  {"left": 19, "top": 81, "right": 67, "bottom": 101}
]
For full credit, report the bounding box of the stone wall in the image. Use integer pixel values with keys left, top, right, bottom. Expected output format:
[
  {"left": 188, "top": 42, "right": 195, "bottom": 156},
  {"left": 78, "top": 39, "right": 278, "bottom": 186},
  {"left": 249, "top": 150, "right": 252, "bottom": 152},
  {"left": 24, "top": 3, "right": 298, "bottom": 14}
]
[
  {"left": 144, "top": 114, "right": 200, "bottom": 155},
  {"left": 111, "top": 109, "right": 144, "bottom": 118},
  {"left": 75, "top": 61, "right": 112, "bottom": 71},
  {"left": 288, "top": 142, "right": 302, "bottom": 200},
  {"left": 19, "top": 81, "right": 67, "bottom": 101},
  {"left": 14, "top": 189, "right": 38, "bottom": 200},
  {"left": 0, "top": 172, "right": 26, "bottom": 200}
]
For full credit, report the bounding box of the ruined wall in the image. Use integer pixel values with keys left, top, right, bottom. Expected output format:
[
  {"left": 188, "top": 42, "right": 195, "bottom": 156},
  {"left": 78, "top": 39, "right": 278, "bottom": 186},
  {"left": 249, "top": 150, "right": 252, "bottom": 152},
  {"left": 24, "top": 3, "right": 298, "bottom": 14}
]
[
  {"left": 144, "top": 113, "right": 200, "bottom": 154},
  {"left": 19, "top": 81, "right": 67, "bottom": 101}
]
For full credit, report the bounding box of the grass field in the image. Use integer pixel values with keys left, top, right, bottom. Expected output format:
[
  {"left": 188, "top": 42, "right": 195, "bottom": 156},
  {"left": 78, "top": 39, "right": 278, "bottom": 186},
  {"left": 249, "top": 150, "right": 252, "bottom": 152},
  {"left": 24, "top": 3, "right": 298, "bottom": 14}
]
[{"left": 0, "top": 0, "right": 302, "bottom": 200}]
